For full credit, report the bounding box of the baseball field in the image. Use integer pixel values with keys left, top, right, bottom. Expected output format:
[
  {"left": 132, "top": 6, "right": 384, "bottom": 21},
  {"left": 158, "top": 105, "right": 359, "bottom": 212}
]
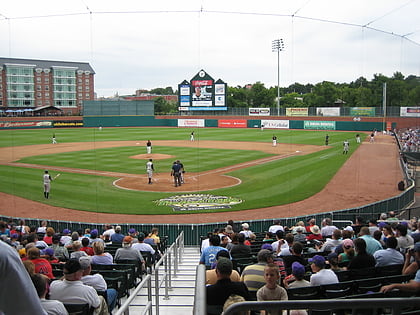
[{"left": 0, "top": 127, "right": 402, "bottom": 223}]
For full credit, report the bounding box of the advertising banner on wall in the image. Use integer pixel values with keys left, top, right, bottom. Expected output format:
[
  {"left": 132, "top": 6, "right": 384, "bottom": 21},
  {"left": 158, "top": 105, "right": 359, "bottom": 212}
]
[
  {"left": 400, "top": 107, "right": 420, "bottom": 117},
  {"left": 218, "top": 119, "right": 247, "bottom": 128},
  {"left": 261, "top": 120, "right": 289, "bottom": 129},
  {"left": 350, "top": 107, "right": 375, "bottom": 116},
  {"left": 304, "top": 121, "right": 336, "bottom": 130},
  {"left": 0, "top": 121, "right": 52, "bottom": 128},
  {"left": 316, "top": 107, "right": 340, "bottom": 116},
  {"left": 178, "top": 119, "right": 205, "bottom": 127},
  {"left": 286, "top": 108, "right": 308, "bottom": 116},
  {"left": 249, "top": 108, "right": 270, "bottom": 116}
]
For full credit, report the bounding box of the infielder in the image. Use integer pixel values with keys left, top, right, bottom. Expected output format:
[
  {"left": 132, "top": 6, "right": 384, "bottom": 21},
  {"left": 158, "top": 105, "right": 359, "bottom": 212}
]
[
  {"left": 272, "top": 135, "right": 277, "bottom": 147},
  {"left": 146, "top": 140, "right": 152, "bottom": 154},
  {"left": 146, "top": 159, "right": 154, "bottom": 184},
  {"left": 325, "top": 134, "right": 329, "bottom": 146},
  {"left": 343, "top": 140, "right": 349, "bottom": 154},
  {"left": 190, "top": 131, "right": 194, "bottom": 141},
  {"left": 52, "top": 134, "right": 57, "bottom": 144},
  {"left": 43, "top": 170, "right": 52, "bottom": 199},
  {"left": 356, "top": 134, "right": 361, "bottom": 143}
]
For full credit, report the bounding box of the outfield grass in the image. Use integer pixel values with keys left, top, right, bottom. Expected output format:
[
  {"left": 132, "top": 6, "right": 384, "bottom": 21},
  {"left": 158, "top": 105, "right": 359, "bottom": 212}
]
[{"left": 0, "top": 127, "right": 363, "bottom": 214}]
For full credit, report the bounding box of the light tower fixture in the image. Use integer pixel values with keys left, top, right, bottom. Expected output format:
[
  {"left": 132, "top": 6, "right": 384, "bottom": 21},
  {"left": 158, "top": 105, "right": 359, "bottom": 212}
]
[{"left": 272, "top": 39, "right": 285, "bottom": 116}]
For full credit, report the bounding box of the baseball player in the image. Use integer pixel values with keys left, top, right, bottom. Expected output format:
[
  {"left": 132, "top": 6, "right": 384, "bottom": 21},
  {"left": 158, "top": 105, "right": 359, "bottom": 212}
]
[
  {"left": 356, "top": 134, "right": 361, "bottom": 143},
  {"left": 146, "top": 140, "right": 152, "bottom": 154},
  {"left": 343, "top": 140, "right": 349, "bottom": 154},
  {"left": 325, "top": 134, "right": 329, "bottom": 146},
  {"left": 43, "top": 170, "right": 52, "bottom": 199},
  {"left": 370, "top": 132, "right": 375, "bottom": 143},
  {"left": 176, "top": 160, "right": 185, "bottom": 183},
  {"left": 52, "top": 134, "right": 57, "bottom": 144},
  {"left": 171, "top": 161, "right": 182, "bottom": 187},
  {"left": 272, "top": 135, "right": 277, "bottom": 147},
  {"left": 190, "top": 131, "right": 194, "bottom": 141},
  {"left": 146, "top": 159, "right": 154, "bottom": 184}
]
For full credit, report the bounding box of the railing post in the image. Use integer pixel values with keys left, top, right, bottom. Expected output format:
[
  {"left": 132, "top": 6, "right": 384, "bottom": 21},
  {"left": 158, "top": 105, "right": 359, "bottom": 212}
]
[{"left": 154, "top": 266, "right": 160, "bottom": 315}]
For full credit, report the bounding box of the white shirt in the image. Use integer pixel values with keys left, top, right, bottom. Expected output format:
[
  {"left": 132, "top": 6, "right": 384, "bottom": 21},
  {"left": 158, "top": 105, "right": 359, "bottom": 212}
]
[
  {"left": 132, "top": 242, "right": 155, "bottom": 255},
  {"left": 43, "top": 174, "right": 51, "bottom": 184},
  {"left": 268, "top": 225, "right": 284, "bottom": 234},
  {"left": 49, "top": 279, "right": 100, "bottom": 308},
  {"left": 310, "top": 268, "right": 339, "bottom": 286},
  {"left": 81, "top": 274, "right": 107, "bottom": 291},
  {"left": 146, "top": 161, "right": 154, "bottom": 171},
  {"left": 40, "top": 298, "right": 68, "bottom": 315}
]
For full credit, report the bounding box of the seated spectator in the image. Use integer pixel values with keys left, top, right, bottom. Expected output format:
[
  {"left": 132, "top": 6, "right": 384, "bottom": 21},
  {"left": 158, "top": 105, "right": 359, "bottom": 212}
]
[
  {"left": 60, "top": 229, "right": 72, "bottom": 246},
  {"left": 283, "top": 262, "right": 310, "bottom": 289},
  {"left": 309, "top": 255, "right": 339, "bottom": 286},
  {"left": 306, "top": 225, "right": 322, "bottom": 241},
  {"left": 268, "top": 220, "right": 284, "bottom": 234},
  {"left": 359, "top": 227, "right": 383, "bottom": 255},
  {"left": 102, "top": 224, "right": 115, "bottom": 239},
  {"left": 201, "top": 232, "right": 212, "bottom": 253},
  {"left": 206, "top": 250, "right": 240, "bottom": 285},
  {"left": 70, "top": 240, "right": 88, "bottom": 260},
  {"left": 347, "top": 238, "right": 376, "bottom": 270},
  {"left": 368, "top": 219, "right": 379, "bottom": 236},
  {"left": 380, "top": 268, "right": 420, "bottom": 294},
  {"left": 65, "top": 231, "right": 81, "bottom": 249},
  {"left": 338, "top": 239, "right": 355, "bottom": 265},
  {"left": 50, "top": 233, "right": 69, "bottom": 261},
  {"left": 230, "top": 233, "right": 251, "bottom": 259},
  {"left": 26, "top": 247, "right": 54, "bottom": 279},
  {"left": 128, "top": 228, "right": 139, "bottom": 242},
  {"left": 49, "top": 259, "right": 109, "bottom": 314},
  {"left": 263, "top": 232, "right": 275, "bottom": 243},
  {"left": 147, "top": 227, "right": 160, "bottom": 245},
  {"left": 132, "top": 232, "right": 156, "bottom": 257},
  {"left": 283, "top": 242, "right": 306, "bottom": 272},
  {"left": 79, "top": 256, "right": 118, "bottom": 313},
  {"left": 31, "top": 273, "right": 68, "bottom": 315},
  {"left": 239, "top": 223, "right": 253, "bottom": 239},
  {"left": 43, "top": 227, "right": 55, "bottom": 245},
  {"left": 256, "top": 263, "right": 288, "bottom": 314},
  {"left": 373, "top": 236, "right": 404, "bottom": 267},
  {"left": 222, "top": 295, "right": 248, "bottom": 315},
  {"left": 36, "top": 220, "right": 48, "bottom": 235},
  {"left": 327, "top": 252, "right": 345, "bottom": 271},
  {"left": 89, "top": 229, "right": 104, "bottom": 245},
  {"left": 91, "top": 241, "right": 113, "bottom": 265},
  {"left": 402, "top": 242, "right": 420, "bottom": 275},
  {"left": 241, "top": 249, "right": 275, "bottom": 296},
  {"left": 373, "top": 230, "right": 385, "bottom": 247},
  {"left": 220, "top": 235, "right": 233, "bottom": 250},
  {"left": 317, "top": 229, "right": 342, "bottom": 253},
  {"left": 305, "top": 218, "right": 316, "bottom": 233},
  {"left": 291, "top": 221, "right": 306, "bottom": 235},
  {"left": 9, "top": 233, "right": 20, "bottom": 248},
  {"left": 80, "top": 237, "right": 94, "bottom": 256},
  {"left": 200, "top": 235, "right": 228, "bottom": 267},
  {"left": 114, "top": 236, "right": 145, "bottom": 267},
  {"left": 351, "top": 216, "right": 366, "bottom": 235},
  {"left": 395, "top": 223, "right": 414, "bottom": 253},
  {"left": 320, "top": 218, "right": 338, "bottom": 238},
  {"left": 43, "top": 247, "right": 60, "bottom": 264},
  {"left": 110, "top": 225, "right": 124, "bottom": 243},
  {"left": 293, "top": 226, "right": 307, "bottom": 244},
  {"left": 271, "top": 230, "right": 285, "bottom": 253},
  {"left": 278, "top": 233, "right": 294, "bottom": 257},
  {"left": 206, "top": 258, "right": 251, "bottom": 315}
]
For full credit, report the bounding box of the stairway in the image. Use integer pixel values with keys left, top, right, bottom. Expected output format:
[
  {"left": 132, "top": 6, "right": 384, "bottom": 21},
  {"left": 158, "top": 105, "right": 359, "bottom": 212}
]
[{"left": 124, "top": 245, "right": 201, "bottom": 314}]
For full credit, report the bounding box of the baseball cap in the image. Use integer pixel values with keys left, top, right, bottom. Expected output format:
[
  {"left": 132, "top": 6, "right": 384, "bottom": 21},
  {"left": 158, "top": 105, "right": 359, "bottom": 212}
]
[
  {"left": 309, "top": 255, "right": 326, "bottom": 268},
  {"left": 291, "top": 262, "right": 305, "bottom": 277},
  {"left": 225, "top": 225, "right": 234, "bottom": 234},
  {"left": 44, "top": 248, "right": 54, "bottom": 256},
  {"left": 115, "top": 225, "right": 122, "bottom": 231},
  {"left": 62, "top": 229, "right": 71, "bottom": 234},
  {"left": 138, "top": 232, "right": 145, "bottom": 241},
  {"left": 129, "top": 228, "right": 136, "bottom": 234},
  {"left": 378, "top": 222, "right": 388, "bottom": 228},
  {"left": 79, "top": 256, "right": 92, "bottom": 270},
  {"left": 123, "top": 236, "right": 133, "bottom": 244},
  {"left": 327, "top": 252, "right": 338, "bottom": 261},
  {"left": 261, "top": 243, "right": 273, "bottom": 251},
  {"left": 90, "top": 229, "right": 98, "bottom": 237},
  {"left": 64, "top": 259, "right": 82, "bottom": 274},
  {"left": 52, "top": 233, "right": 61, "bottom": 242},
  {"left": 10, "top": 233, "right": 19, "bottom": 239},
  {"left": 295, "top": 226, "right": 306, "bottom": 233},
  {"left": 342, "top": 239, "right": 354, "bottom": 249},
  {"left": 242, "top": 223, "right": 249, "bottom": 229}
]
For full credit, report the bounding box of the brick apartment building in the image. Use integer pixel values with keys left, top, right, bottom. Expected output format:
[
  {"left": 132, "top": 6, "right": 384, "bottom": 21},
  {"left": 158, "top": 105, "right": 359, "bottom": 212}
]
[{"left": 0, "top": 57, "right": 95, "bottom": 115}]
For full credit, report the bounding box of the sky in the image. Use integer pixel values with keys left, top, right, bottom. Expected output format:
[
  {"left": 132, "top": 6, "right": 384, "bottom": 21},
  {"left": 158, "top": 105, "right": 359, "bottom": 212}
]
[{"left": 1, "top": 0, "right": 419, "bottom": 97}]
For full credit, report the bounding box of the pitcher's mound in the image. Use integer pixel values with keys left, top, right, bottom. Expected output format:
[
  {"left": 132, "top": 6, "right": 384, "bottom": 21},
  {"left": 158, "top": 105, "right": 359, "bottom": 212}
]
[{"left": 130, "top": 153, "right": 175, "bottom": 160}]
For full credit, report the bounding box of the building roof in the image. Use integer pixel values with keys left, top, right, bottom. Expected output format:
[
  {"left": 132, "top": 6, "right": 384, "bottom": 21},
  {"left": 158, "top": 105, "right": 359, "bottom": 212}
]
[{"left": 0, "top": 57, "right": 95, "bottom": 74}]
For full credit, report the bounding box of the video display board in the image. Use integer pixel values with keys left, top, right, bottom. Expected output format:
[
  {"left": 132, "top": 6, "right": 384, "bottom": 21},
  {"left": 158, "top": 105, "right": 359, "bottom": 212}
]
[{"left": 178, "top": 70, "right": 227, "bottom": 111}]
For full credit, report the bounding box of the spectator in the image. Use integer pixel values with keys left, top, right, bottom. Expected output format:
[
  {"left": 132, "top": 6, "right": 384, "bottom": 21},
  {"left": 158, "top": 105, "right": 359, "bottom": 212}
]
[
  {"left": 347, "top": 238, "right": 376, "bottom": 270},
  {"left": 380, "top": 268, "right": 420, "bottom": 294},
  {"left": 268, "top": 220, "right": 284, "bottom": 234},
  {"left": 102, "top": 224, "right": 115, "bottom": 239},
  {"left": 26, "top": 247, "right": 54, "bottom": 279},
  {"left": 291, "top": 221, "right": 306, "bottom": 235},
  {"left": 110, "top": 225, "right": 124, "bottom": 243},
  {"left": 278, "top": 233, "right": 294, "bottom": 257},
  {"left": 147, "top": 227, "right": 161, "bottom": 245},
  {"left": 395, "top": 224, "right": 414, "bottom": 252},
  {"left": 50, "top": 233, "right": 69, "bottom": 261},
  {"left": 256, "top": 263, "right": 288, "bottom": 315},
  {"left": 114, "top": 236, "right": 145, "bottom": 267},
  {"left": 309, "top": 255, "right": 339, "bottom": 286},
  {"left": 263, "top": 232, "right": 275, "bottom": 243},
  {"left": 373, "top": 236, "right": 404, "bottom": 267},
  {"left": 220, "top": 235, "right": 233, "bottom": 250},
  {"left": 230, "top": 233, "right": 251, "bottom": 258},
  {"left": 368, "top": 219, "right": 379, "bottom": 236},
  {"left": 89, "top": 229, "right": 104, "bottom": 245},
  {"left": 79, "top": 256, "right": 118, "bottom": 313},
  {"left": 43, "top": 227, "right": 55, "bottom": 245},
  {"left": 201, "top": 232, "right": 212, "bottom": 253},
  {"left": 91, "top": 241, "right": 113, "bottom": 265},
  {"left": 351, "top": 216, "right": 366, "bottom": 235},
  {"left": 200, "top": 235, "right": 227, "bottom": 267},
  {"left": 327, "top": 252, "right": 345, "bottom": 271},
  {"left": 271, "top": 230, "right": 285, "bottom": 253},
  {"left": 338, "top": 239, "right": 355, "bottom": 265},
  {"left": 307, "top": 225, "right": 323, "bottom": 241},
  {"left": 60, "top": 229, "right": 72, "bottom": 246},
  {"left": 359, "top": 227, "right": 383, "bottom": 255},
  {"left": 206, "top": 250, "right": 240, "bottom": 285},
  {"left": 132, "top": 232, "right": 156, "bottom": 257},
  {"left": 282, "top": 242, "right": 306, "bottom": 272},
  {"left": 49, "top": 259, "right": 109, "bottom": 314},
  {"left": 293, "top": 226, "right": 307, "bottom": 244},
  {"left": 206, "top": 257, "right": 251, "bottom": 315},
  {"left": 318, "top": 229, "right": 342, "bottom": 253},
  {"left": 402, "top": 242, "right": 420, "bottom": 275},
  {"left": 320, "top": 218, "right": 338, "bottom": 238},
  {"left": 31, "top": 273, "right": 68, "bottom": 315},
  {"left": 80, "top": 237, "right": 94, "bottom": 256},
  {"left": 283, "top": 262, "right": 310, "bottom": 289},
  {"left": 70, "top": 240, "right": 88, "bottom": 260},
  {"left": 305, "top": 218, "right": 316, "bottom": 233},
  {"left": 241, "top": 249, "right": 274, "bottom": 296},
  {"left": 36, "top": 220, "right": 48, "bottom": 235},
  {"left": 239, "top": 223, "right": 253, "bottom": 239},
  {"left": 43, "top": 247, "right": 60, "bottom": 264}
]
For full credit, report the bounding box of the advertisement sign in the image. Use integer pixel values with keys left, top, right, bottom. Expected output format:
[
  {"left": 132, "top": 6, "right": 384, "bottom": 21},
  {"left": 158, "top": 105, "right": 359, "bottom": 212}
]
[
  {"left": 286, "top": 108, "right": 308, "bottom": 116},
  {"left": 214, "top": 84, "right": 225, "bottom": 95},
  {"left": 261, "top": 120, "right": 289, "bottom": 129},
  {"left": 249, "top": 108, "right": 270, "bottom": 116},
  {"left": 179, "top": 85, "right": 190, "bottom": 96},
  {"left": 400, "top": 107, "right": 420, "bottom": 117},
  {"left": 316, "top": 107, "right": 340, "bottom": 117},
  {"left": 218, "top": 119, "right": 247, "bottom": 128},
  {"left": 178, "top": 119, "right": 205, "bottom": 127},
  {"left": 0, "top": 121, "right": 52, "bottom": 128},
  {"left": 179, "top": 95, "right": 190, "bottom": 106},
  {"left": 350, "top": 107, "right": 375, "bottom": 117},
  {"left": 215, "top": 95, "right": 225, "bottom": 106},
  {"left": 53, "top": 121, "right": 83, "bottom": 127},
  {"left": 191, "top": 79, "right": 213, "bottom": 106},
  {"left": 304, "top": 121, "right": 336, "bottom": 130}
]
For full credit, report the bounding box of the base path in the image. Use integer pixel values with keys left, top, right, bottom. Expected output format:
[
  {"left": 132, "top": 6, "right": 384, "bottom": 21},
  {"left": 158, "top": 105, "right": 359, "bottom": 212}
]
[{"left": 0, "top": 135, "right": 403, "bottom": 224}]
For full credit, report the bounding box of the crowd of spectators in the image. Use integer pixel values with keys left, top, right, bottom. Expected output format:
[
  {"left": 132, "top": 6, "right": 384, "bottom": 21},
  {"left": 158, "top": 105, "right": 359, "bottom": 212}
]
[
  {"left": 398, "top": 128, "right": 420, "bottom": 152},
  {"left": 0, "top": 219, "right": 163, "bottom": 315},
  {"left": 203, "top": 215, "right": 420, "bottom": 314}
]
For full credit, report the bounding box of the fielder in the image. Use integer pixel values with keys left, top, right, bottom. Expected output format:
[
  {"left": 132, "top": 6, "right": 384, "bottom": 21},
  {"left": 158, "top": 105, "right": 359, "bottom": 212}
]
[
  {"left": 356, "top": 134, "right": 361, "bottom": 143},
  {"left": 190, "top": 131, "right": 194, "bottom": 141},
  {"left": 146, "top": 140, "right": 152, "bottom": 154},
  {"left": 272, "top": 135, "right": 277, "bottom": 147},
  {"left": 146, "top": 159, "right": 154, "bottom": 184},
  {"left": 43, "top": 170, "right": 52, "bottom": 199},
  {"left": 343, "top": 140, "right": 349, "bottom": 154},
  {"left": 52, "top": 134, "right": 57, "bottom": 144}
]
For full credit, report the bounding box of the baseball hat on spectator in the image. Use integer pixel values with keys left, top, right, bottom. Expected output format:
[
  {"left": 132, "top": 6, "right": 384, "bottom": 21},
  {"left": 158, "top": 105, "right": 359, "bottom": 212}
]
[
  {"left": 129, "top": 228, "right": 136, "bottom": 234},
  {"left": 79, "top": 256, "right": 92, "bottom": 270},
  {"left": 291, "top": 262, "right": 305, "bottom": 277},
  {"left": 327, "top": 252, "right": 338, "bottom": 261},
  {"left": 90, "top": 229, "right": 98, "bottom": 237},
  {"left": 261, "top": 243, "right": 273, "bottom": 251},
  {"left": 44, "top": 248, "right": 54, "bottom": 256},
  {"left": 10, "top": 233, "right": 19, "bottom": 239},
  {"left": 216, "top": 250, "right": 230, "bottom": 260},
  {"left": 344, "top": 226, "right": 354, "bottom": 232},
  {"left": 225, "top": 225, "right": 234, "bottom": 234},
  {"left": 342, "top": 239, "right": 354, "bottom": 249},
  {"left": 115, "top": 226, "right": 122, "bottom": 232},
  {"left": 123, "top": 236, "right": 133, "bottom": 244},
  {"left": 378, "top": 222, "right": 388, "bottom": 228},
  {"left": 52, "top": 233, "right": 61, "bottom": 242},
  {"left": 310, "top": 225, "right": 321, "bottom": 235},
  {"left": 62, "top": 229, "right": 71, "bottom": 235},
  {"left": 309, "top": 255, "right": 326, "bottom": 268},
  {"left": 138, "top": 232, "right": 145, "bottom": 241},
  {"left": 241, "top": 223, "right": 249, "bottom": 229},
  {"left": 64, "top": 259, "right": 82, "bottom": 274}
]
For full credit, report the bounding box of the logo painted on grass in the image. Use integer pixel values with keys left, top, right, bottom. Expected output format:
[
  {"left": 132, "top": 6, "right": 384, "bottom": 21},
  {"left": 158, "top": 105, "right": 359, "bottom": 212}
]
[{"left": 155, "top": 194, "right": 243, "bottom": 211}]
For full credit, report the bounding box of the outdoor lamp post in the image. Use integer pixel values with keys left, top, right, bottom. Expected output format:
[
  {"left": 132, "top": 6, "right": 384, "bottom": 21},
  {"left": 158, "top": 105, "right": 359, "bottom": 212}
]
[{"left": 272, "top": 39, "right": 284, "bottom": 116}]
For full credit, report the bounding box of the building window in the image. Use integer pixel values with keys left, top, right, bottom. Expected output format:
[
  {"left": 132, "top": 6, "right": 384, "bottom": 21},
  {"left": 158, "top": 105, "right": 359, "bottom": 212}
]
[
  {"left": 37, "top": 100, "right": 42, "bottom": 105},
  {"left": 85, "top": 79, "right": 89, "bottom": 84},
  {"left": 46, "top": 100, "right": 50, "bottom": 105},
  {"left": 45, "top": 92, "right": 50, "bottom": 97},
  {"left": 78, "top": 86, "right": 82, "bottom": 91},
  {"left": 37, "top": 92, "right": 41, "bottom": 98},
  {"left": 45, "top": 86, "right": 49, "bottom": 91},
  {"left": 36, "top": 77, "right": 41, "bottom": 83},
  {"left": 37, "top": 85, "right": 41, "bottom": 91},
  {"left": 78, "top": 93, "right": 82, "bottom": 98},
  {"left": 85, "top": 86, "right": 90, "bottom": 91},
  {"left": 85, "top": 93, "right": 90, "bottom": 98},
  {"left": 45, "top": 78, "right": 49, "bottom": 83}
]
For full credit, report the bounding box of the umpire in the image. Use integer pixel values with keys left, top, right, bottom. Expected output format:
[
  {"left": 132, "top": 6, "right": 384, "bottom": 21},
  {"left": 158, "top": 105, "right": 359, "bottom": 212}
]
[{"left": 171, "top": 161, "right": 182, "bottom": 187}]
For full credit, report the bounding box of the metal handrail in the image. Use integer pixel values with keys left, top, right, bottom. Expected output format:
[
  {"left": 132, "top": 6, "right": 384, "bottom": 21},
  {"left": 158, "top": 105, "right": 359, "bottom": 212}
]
[
  {"left": 114, "top": 231, "right": 184, "bottom": 315},
  {"left": 193, "top": 264, "right": 206, "bottom": 315}
]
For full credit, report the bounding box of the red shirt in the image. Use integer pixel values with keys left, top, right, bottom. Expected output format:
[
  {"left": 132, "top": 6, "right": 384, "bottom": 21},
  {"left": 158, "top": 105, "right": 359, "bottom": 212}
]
[
  {"left": 307, "top": 234, "right": 323, "bottom": 241},
  {"left": 43, "top": 235, "right": 53, "bottom": 245},
  {"left": 81, "top": 246, "right": 94, "bottom": 256},
  {"left": 31, "top": 258, "right": 54, "bottom": 279}
]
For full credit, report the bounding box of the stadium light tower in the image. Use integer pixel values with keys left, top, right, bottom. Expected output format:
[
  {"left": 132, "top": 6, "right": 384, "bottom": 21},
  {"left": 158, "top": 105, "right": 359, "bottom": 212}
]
[{"left": 272, "top": 39, "right": 284, "bottom": 116}]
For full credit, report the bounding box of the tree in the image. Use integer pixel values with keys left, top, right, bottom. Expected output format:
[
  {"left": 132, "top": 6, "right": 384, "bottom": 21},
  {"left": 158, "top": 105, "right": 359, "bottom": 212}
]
[
  {"left": 249, "top": 82, "right": 275, "bottom": 107},
  {"left": 154, "top": 97, "right": 177, "bottom": 114}
]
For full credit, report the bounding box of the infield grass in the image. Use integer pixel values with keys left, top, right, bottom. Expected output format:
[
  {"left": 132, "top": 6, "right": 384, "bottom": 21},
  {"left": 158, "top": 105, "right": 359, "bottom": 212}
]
[{"left": 0, "top": 127, "right": 363, "bottom": 214}]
